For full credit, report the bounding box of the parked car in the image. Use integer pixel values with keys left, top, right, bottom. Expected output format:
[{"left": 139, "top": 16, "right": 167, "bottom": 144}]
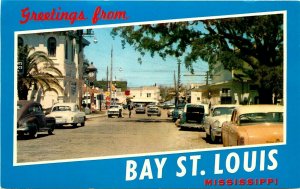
[
  {"left": 222, "top": 105, "right": 284, "bottom": 147},
  {"left": 203, "top": 104, "right": 238, "bottom": 143},
  {"left": 147, "top": 106, "right": 161, "bottom": 117},
  {"left": 107, "top": 104, "right": 122, "bottom": 118},
  {"left": 178, "top": 103, "right": 207, "bottom": 130},
  {"left": 172, "top": 104, "right": 185, "bottom": 122},
  {"left": 135, "top": 104, "right": 146, "bottom": 114},
  {"left": 47, "top": 103, "right": 86, "bottom": 127},
  {"left": 162, "top": 103, "right": 175, "bottom": 109},
  {"left": 17, "top": 100, "right": 56, "bottom": 138}
]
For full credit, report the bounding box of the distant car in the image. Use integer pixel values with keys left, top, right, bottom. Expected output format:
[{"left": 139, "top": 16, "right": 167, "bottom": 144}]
[
  {"left": 147, "top": 106, "right": 161, "bottom": 117},
  {"left": 17, "top": 100, "right": 56, "bottom": 138},
  {"left": 162, "top": 103, "right": 175, "bottom": 109},
  {"left": 172, "top": 104, "right": 186, "bottom": 122},
  {"left": 222, "top": 105, "right": 284, "bottom": 147},
  {"left": 47, "top": 103, "right": 86, "bottom": 127},
  {"left": 203, "top": 104, "right": 238, "bottom": 143},
  {"left": 178, "top": 103, "right": 207, "bottom": 130},
  {"left": 107, "top": 105, "right": 122, "bottom": 118},
  {"left": 135, "top": 104, "right": 146, "bottom": 114}
]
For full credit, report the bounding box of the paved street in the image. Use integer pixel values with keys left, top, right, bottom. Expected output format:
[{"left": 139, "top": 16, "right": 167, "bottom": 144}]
[{"left": 17, "top": 109, "right": 222, "bottom": 164}]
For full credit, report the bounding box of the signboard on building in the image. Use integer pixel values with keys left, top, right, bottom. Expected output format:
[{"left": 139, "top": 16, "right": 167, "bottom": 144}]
[{"left": 17, "top": 61, "right": 23, "bottom": 75}]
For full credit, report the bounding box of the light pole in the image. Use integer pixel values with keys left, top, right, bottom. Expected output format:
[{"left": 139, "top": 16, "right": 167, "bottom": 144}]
[{"left": 110, "top": 46, "right": 113, "bottom": 106}]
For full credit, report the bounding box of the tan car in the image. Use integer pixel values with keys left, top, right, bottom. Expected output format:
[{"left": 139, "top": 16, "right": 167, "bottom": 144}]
[{"left": 222, "top": 105, "right": 284, "bottom": 147}]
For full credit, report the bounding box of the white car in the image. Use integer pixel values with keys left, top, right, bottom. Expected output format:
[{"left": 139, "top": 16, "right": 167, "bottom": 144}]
[
  {"left": 107, "top": 105, "right": 122, "bottom": 118},
  {"left": 203, "top": 104, "right": 238, "bottom": 143},
  {"left": 47, "top": 103, "right": 86, "bottom": 127}
]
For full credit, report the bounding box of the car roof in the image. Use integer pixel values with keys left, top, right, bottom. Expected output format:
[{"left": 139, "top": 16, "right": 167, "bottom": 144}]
[
  {"left": 17, "top": 100, "right": 42, "bottom": 120},
  {"left": 235, "top": 105, "right": 284, "bottom": 114},
  {"left": 53, "top": 103, "right": 77, "bottom": 107},
  {"left": 212, "top": 104, "right": 239, "bottom": 108}
]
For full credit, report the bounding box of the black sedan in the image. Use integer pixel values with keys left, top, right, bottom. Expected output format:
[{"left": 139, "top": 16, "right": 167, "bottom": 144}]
[{"left": 17, "top": 100, "right": 56, "bottom": 138}]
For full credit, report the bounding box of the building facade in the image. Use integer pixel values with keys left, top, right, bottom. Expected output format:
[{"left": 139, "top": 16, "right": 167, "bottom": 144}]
[
  {"left": 18, "top": 31, "right": 89, "bottom": 109},
  {"left": 129, "top": 86, "right": 161, "bottom": 104},
  {"left": 189, "top": 62, "right": 259, "bottom": 105}
]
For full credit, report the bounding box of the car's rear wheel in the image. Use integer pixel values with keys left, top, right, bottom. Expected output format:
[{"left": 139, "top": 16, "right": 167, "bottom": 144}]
[
  {"left": 72, "top": 123, "right": 77, "bottom": 127},
  {"left": 210, "top": 127, "right": 216, "bottom": 143},
  {"left": 48, "top": 124, "right": 54, "bottom": 135},
  {"left": 29, "top": 123, "right": 38, "bottom": 139},
  {"left": 81, "top": 121, "right": 85, "bottom": 127}
]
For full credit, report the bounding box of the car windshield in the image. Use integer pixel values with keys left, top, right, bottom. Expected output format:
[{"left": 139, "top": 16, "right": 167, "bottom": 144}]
[
  {"left": 110, "top": 106, "right": 119, "bottom": 109},
  {"left": 239, "top": 112, "right": 283, "bottom": 125},
  {"left": 213, "top": 107, "right": 235, "bottom": 116},
  {"left": 52, "top": 106, "right": 71, "bottom": 111}
]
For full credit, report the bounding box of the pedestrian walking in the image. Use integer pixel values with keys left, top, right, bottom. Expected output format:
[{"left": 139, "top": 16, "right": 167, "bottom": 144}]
[
  {"left": 128, "top": 104, "right": 132, "bottom": 118},
  {"left": 118, "top": 106, "right": 123, "bottom": 118},
  {"left": 128, "top": 102, "right": 134, "bottom": 118}
]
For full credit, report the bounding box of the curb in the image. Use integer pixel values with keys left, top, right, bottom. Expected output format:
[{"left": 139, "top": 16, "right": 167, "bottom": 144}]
[{"left": 86, "top": 113, "right": 107, "bottom": 120}]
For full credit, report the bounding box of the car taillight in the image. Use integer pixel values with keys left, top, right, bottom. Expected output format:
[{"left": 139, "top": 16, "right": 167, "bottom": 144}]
[{"left": 238, "top": 137, "right": 245, "bottom": 145}]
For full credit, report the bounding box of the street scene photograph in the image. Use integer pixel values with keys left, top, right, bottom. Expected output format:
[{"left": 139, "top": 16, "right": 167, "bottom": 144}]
[{"left": 15, "top": 12, "right": 284, "bottom": 164}]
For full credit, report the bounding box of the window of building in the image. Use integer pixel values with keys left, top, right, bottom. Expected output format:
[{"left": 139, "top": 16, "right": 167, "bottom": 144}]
[
  {"left": 47, "top": 37, "right": 56, "bottom": 56},
  {"left": 65, "top": 40, "right": 68, "bottom": 60},
  {"left": 222, "top": 88, "right": 230, "bottom": 93},
  {"left": 18, "top": 37, "right": 24, "bottom": 47},
  {"left": 147, "top": 93, "right": 151, "bottom": 98}
]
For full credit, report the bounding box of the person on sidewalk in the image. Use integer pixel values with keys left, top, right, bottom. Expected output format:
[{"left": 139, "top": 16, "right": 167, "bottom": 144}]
[
  {"left": 128, "top": 102, "right": 133, "bottom": 118},
  {"left": 118, "top": 105, "right": 123, "bottom": 118}
]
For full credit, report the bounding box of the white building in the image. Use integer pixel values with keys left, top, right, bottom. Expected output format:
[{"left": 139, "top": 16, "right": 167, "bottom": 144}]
[
  {"left": 129, "top": 86, "right": 161, "bottom": 104},
  {"left": 190, "top": 91, "right": 203, "bottom": 104},
  {"left": 18, "top": 31, "right": 90, "bottom": 109}
]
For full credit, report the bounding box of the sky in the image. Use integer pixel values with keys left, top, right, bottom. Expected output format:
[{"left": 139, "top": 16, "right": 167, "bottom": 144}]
[{"left": 84, "top": 27, "right": 209, "bottom": 88}]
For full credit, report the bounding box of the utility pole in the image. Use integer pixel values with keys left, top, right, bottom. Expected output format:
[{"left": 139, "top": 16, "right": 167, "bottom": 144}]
[
  {"left": 174, "top": 70, "right": 177, "bottom": 106},
  {"left": 177, "top": 59, "right": 181, "bottom": 107},
  {"left": 109, "top": 46, "right": 113, "bottom": 106},
  {"left": 106, "top": 65, "right": 109, "bottom": 91},
  {"left": 177, "top": 59, "right": 181, "bottom": 91}
]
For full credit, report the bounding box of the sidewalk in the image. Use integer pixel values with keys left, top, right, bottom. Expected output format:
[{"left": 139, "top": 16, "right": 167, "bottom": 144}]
[{"left": 85, "top": 110, "right": 107, "bottom": 119}]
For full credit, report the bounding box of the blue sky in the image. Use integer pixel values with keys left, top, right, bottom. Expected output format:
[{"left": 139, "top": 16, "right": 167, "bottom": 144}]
[{"left": 84, "top": 27, "right": 208, "bottom": 88}]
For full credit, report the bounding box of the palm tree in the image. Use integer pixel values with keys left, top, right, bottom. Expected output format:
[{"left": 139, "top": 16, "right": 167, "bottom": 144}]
[{"left": 17, "top": 45, "right": 63, "bottom": 100}]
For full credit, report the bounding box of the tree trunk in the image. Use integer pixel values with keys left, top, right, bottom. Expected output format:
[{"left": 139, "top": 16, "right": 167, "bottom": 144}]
[
  {"left": 257, "top": 88, "right": 273, "bottom": 104},
  {"left": 18, "top": 82, "right": 28, "bottom": 100}
]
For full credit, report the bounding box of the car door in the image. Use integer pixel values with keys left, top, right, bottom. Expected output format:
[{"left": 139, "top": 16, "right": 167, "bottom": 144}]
[
  {"left": 74, "top": 104, "right": 83, "bottom": 122},
  {"left": 223, "top": 109, "right": 235, "bottom": 146},
  {"left": 228, "top": 110, "right": 238, "bottom": 146},
  {"left": 34, "top": 104, "right": 46, "bottom": 129},
  {"left": 204, "top": 109, "right": 213, "bottom": 134}
]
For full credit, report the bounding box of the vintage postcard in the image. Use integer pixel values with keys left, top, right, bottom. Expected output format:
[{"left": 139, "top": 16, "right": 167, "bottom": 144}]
[{"left": 1, "top": 1, "right": 299, "bottom": 188}]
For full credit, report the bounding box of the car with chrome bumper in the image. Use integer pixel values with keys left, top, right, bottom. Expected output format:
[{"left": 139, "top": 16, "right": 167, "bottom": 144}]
[
  {"left": 135, "top": 104, "right": 146, "bottom": 114},
  {"left": 107, "top": 105, "right": 122, "bottom": 118},
  {"left": 47, "top": 103, "right": 85, "bottom": 127},
  {"left": 147, "top": 106, "right": 161, "bottom": 117},
  {"left": 222, "top": 105, "right": 284, "bottom": 147},
  {"left": 17, "top": 100, "right": 55, "bottom": 138},
  {"left": 203, "top": 104, "right": 238, "bottom": 143},
  {"left": 178, "top": 103, "right": 207, "bottom": 130}
]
